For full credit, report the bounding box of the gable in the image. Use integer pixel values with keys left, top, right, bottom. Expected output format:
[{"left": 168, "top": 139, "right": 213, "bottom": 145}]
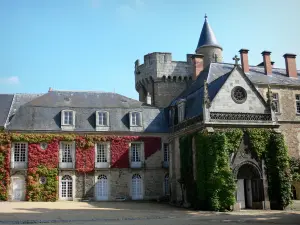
[{"left": 210, "top": 67, "right": 268, "bottom": 114}]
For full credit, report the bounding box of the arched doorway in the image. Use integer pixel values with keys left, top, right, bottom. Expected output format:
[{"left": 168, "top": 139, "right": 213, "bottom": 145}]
[
  {"left": 236, "top": 163, "right": 263, "bottom": 209},
  {"left": 95, "top": 175, "right": 108, "bottom": 201},
  {"left": 61, "top": 175, "right": 73, "bottom": 201},
  {"left": 132, "top": 174, "right": 143, "bottom": 200}
]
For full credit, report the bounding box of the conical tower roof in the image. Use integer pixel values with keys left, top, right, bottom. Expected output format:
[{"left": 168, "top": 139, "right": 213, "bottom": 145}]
[{"left": 196, "top": 15, "right": 222, "bottom": 51}]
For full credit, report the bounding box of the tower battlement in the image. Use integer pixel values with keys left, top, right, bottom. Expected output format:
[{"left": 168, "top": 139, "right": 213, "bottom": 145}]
[{"left": 135, "top": 52, "right": 193, "bottom": 108}]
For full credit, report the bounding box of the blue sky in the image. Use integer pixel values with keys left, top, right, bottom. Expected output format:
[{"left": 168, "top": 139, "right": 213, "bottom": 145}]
[{"left": 0, "top": 0, "right": 299, "bottom": 100}]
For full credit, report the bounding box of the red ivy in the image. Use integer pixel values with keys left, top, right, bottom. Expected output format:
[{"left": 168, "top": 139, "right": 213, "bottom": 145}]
[
  {"left": 76, "top": 146, "right": 95, "bottom": 173},
  {"left": 0, "top": 143, "right": 10, "bottom": 201},
  {"left": 28, "top": 140, "right": 59, "bottom": 168}
]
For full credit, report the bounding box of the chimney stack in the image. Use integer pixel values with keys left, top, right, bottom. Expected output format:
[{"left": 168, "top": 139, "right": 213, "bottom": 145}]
[
  {"left": 261, "top": 51, "right": 272, "bottom": 75},
  {"left": 239, "top": 49, "right": 249, "bottom": 73},
  {"left": 191, "top": 54, "right": 204, "bottom": 81},
  {"left": 283, "top": 53, "right": 297, "bottom": 78},
  {"left": 146, "top": 92, "right": 152, "bottom": 105}
]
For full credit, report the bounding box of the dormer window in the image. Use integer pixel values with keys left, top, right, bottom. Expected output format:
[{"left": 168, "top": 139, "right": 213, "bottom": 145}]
[
  {"left": 61, "top": 110, "right": 75, "bottom": 130},
  {"left": 130, "top": 112, "right": 142, "bottom": 126},
  {"left": 177, "top": 99, "right": 186, "bottom": 123},
  {"left": 96, "top": 111, "right": 110, "bottom": 131}
]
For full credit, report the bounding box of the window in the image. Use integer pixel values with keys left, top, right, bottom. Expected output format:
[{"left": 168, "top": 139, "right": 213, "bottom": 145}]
[
  {"left": 131, "top": 112, "right": 141, "bottom": 126},
  {"left": 163, "top": 143, "right": 169, "bottom": 168},
  {"left": 97, "top": 111, "right": 109, "bottom": 126},
  {"left": 61, "top": 110, "right": 75, "bottom": 129},
  {"left": 272, "top": 93, "right": 279, "bottom": 113},
  {"left": 130, "top": 143, "right": 143, "bottom": 168},
  {"left": 14, "top": 143, "right": 27, "bottom": 162},
  {"left": 62, "top": 143, "right": 72, "bottom": 163},
  {"left": 60, "top": 142, "right": 75, "bottom": 168},
  {"left": 131, "top": 143, "right": 141, "bottom": 162},
  {"left": 11, "top": 143, "right": 28, "bottom": 169},
  {"left": 177, "top": 99, "right": 186, "bottom": 123},
  {"left": 63, "top": 111, "right": 73, "bottom": 125},
  {"left": 95, "top": 143, "right": 110, "bottom": 168},
  {"left": 231, "top": 86, "right": 247, "bottom": 104},
  {"left": 296, "top": 94, "right": 300, "bottom": 114}
]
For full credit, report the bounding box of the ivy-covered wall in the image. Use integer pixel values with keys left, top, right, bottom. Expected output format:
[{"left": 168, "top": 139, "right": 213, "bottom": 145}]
[
  {"left": 179, "top": 128, "right": 292, "bottom": 211},
  {"left": 0, "top": 133, "right": 161, "bottom": 201}
]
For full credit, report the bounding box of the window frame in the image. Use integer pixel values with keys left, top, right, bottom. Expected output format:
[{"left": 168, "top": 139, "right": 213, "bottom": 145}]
[
  {"left": 96, "top": 111, "right": 109, "bottom": 127},
  {"left": 61, "top": 110, "right": 76, "bottom": 130},
  {"left": 130, "top": 111, "right": 142, "bottom": 127},
  {"left": 177, "top": 99, "right": 186, "bottom": 123},
  {"left": 163, "top": 143, "right": 169, "bottom": 168},
  {"left": 296, "top": 94, "right": 300, "bottom": 115},
  {"left": 11, "top": 142, "right": 28, "bottom": 169},
  {"left": 272, "top": 93, "right": 280, "bottom": 113},
  {"left": 95, "top": 142, "right": 111, "bottom": 169},
  {"left": 129, "top": 142, "right": 144, "bottom": 168},
  {"left": 59, "top": 141, "right": 76, "bottom": 169}
]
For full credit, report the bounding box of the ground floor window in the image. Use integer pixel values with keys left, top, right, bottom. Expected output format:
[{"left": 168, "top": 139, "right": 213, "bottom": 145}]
[{"left": 61, "top": 175, "right": 73, "bottom": 200}]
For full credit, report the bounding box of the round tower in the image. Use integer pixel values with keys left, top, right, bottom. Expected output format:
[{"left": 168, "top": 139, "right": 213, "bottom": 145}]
[{"left": 195, "top": 15, "right": 223, "bottom": 68}]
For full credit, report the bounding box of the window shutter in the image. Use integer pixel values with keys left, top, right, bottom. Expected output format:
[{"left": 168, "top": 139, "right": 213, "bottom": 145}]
[
  {"left": 96, "top": 111, "right": 99, "bottom": 126},
  {"left": 61, "top": 110, "right": 65, "bottom": 126},
  {"left": 129, "top": 112, "right": 132, "bottom": 126},
  {"left": 129, "top": 142, "right": 132, "bottom": 163},
  {"left": 94, "top": 143, "right": 97, "bottom": 166},
  {"left": 11, "top": 143, "right": 14, "bottom": 168},
  {"left": 107, "top": 142, "right": 111, "bottom": 165},
  {"left": 59, "top": 142, "right": 62, "bottom": 163},
  {"left": 72, "top": 142, "right": 76, "bottom": 168},
  {"left": 72, "top": 111, "right": 76, "bottom": 126},
  {"left": 141, "top": 142, "right": 145, "bottom": 163}
]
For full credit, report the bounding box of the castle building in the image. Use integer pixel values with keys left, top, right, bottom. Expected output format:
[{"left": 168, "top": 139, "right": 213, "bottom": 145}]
[{"left": 0, "top": 15, "right": 299, "bottom": 209}]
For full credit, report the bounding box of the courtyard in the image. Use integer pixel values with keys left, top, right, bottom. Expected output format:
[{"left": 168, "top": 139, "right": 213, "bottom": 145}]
[{"left": 0, "top": 201, "right": 300, "bottom": 225}]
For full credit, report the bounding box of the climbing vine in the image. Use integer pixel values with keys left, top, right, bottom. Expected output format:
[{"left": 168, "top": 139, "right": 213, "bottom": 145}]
[
  {"left": 179, "top": 128, "right": 292, "bottom": 211},
  {"left": 0, "top": 132, "right": 161, "bottom": 201},
  {"left": 290, "top": 157, "right": 300, "bottom": 182}
]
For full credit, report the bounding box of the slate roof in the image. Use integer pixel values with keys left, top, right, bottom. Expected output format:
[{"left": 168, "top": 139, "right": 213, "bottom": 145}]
[
  {"left": 6, "top": 91, "right": 168, "bottom": 133},
  {"left": 0, "top": 94, "right": 14, "bottom": 127},
  {"left": 196, "top": 16, "right": 222, "bottom": 50},
  {"left": 171, "top": 62, "right": 300, "bottom": 120}
]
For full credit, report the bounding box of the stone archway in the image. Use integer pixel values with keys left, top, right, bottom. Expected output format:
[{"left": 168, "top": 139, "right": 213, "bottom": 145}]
[{"left": 235, "top": 162, "right": 264, "bottom": 209}]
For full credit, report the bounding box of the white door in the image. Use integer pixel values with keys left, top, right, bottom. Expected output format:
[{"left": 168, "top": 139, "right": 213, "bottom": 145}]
[
  {"left": 95, "top": 175, "right": 108, "bottom": 200},
  {"left": 132, "top": 174, "right": 143, "bottom": 200},
  {"left": 61, "top": 175, "right": 73, "bottom": 201},
  {"left": 12, "top": 177, "right": 25, "bottom": 201},
  {"left": 237, "top": 179, "right": 245, "bottom": 209}
]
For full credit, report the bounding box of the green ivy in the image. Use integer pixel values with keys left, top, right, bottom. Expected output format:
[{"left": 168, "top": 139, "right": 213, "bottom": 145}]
[
  {"left": 179, "top": 128, "right": 292, "bottom": 211},
  {"left": 290, "top": 157, "right": 300, "bottom": 182}
]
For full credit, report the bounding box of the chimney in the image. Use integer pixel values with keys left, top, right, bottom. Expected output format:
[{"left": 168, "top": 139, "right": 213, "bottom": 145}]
[
  {"left": 146, "top": 92, "right": 152, "bottom": 105},
  {"left": 191, "top": 54, "right": 204, "bottom": 81},
  {"left": 48, "top": 87, "right": 53, "bottom": 92},
  {"left": 283, "top": 53, "right": 297, "bottom": 78},
  {"left": 261, "top": 51, "right": 272, "bottom": 75},
  {"left": 239, "top": 49, "right": 249, "bottom": 73}
]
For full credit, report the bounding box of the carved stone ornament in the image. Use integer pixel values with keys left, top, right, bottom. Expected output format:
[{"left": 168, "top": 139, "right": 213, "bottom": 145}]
[
  {"left": 40, "top": 143, "right": 48, "bottom": 150},
  {"left": 203, "top": 80, "right": 211, "bottom": 108},
  {"left": 266, "top": 85, "right": 276, "bottom": 111},
  {"left": 39, "top": 176, "right": 47, "bottom": 185}
]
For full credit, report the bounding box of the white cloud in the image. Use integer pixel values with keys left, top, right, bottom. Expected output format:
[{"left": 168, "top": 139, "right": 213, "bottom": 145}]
[{"left": 0, "top": 76, "right": 20, "bottom": 85}]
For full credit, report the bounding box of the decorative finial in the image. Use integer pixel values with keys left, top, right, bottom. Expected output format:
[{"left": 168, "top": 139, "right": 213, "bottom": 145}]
[
  {"left": 233, "top": 55, "right": 240, "bottom": 65},
  {"left": 267, "top": 85, "right": 275, "bottom": 111},
  {"left": 204, "top": 13, "right": 207, "bottom": 19}
]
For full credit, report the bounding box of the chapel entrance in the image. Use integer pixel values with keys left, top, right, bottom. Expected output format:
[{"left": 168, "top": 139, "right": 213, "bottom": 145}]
[{"left": 236, "top": 163, "right": 263, "bottom": 209}]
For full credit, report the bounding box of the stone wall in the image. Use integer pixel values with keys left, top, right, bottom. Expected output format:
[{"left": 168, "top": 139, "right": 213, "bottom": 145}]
[{"left": 258, "top": 86, "right": 300, "bottom": 157}]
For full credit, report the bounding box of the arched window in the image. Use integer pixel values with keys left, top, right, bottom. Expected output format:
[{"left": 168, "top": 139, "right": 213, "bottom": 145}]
[
  {"left": 164, "top": 174, "right": 169, "bottom": 196},
  {"left": 61, "top": 175, "right": 73, "bottom": 200},
  {"left": 132, "top": 174, "right": 142, "bottom": 200},
  {"left": 292, "top": 185, "right": 297, "bottom": 200}
]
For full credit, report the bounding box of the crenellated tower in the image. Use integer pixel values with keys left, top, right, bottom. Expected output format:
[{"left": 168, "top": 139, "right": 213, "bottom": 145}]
[{"left": 135, "top": 15, "right": 222, "bottom": 108}]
